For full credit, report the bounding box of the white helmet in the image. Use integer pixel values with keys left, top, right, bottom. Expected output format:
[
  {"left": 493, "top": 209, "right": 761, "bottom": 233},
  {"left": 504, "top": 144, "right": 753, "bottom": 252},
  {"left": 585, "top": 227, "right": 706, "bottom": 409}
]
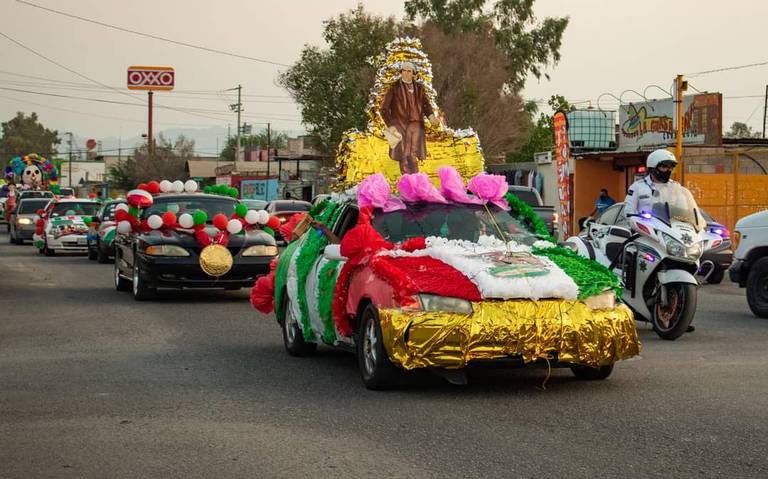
[{"left": 646, "top": 149, "right": 678, "bottom": 169}]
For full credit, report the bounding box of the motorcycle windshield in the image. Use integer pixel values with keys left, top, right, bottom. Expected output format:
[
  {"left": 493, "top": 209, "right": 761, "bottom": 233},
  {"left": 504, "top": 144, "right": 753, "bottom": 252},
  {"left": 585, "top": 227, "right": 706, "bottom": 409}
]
[{"left": 649, "top": 186, "right": 704, "bottom": 231}]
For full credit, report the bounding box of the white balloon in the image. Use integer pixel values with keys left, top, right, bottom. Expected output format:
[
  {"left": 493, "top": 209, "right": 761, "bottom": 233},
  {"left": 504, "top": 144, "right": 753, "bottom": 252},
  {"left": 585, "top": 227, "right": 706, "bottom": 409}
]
[
  {"left": 227, "top": 219, "right": 243, "bottom": 234},
  {"left": 256, "top": 210, "right": 269, "bottom": 225},
  {"left": 178, "top": 213, "right": 194, "bottom": 228},
  {"left": 244, "top": 209, "right": 259, "bottom": 225},
  {"left": 184, "top": 179, "right": 198, "bottom": 193},
  {"left": 147, "top": 215, "right": 163, "bottom": 229},
  {"left": 117, "top": 220, "right": 132, "bottom": 234},
  {"left": 172, "top": 180, "right": 185, "bottom": 193},
  {"left": 159, "top": 180, "right": 173, "bottom": 193},
  {"left": 115, "top": 203, "right": 129, "bottom": 212}
]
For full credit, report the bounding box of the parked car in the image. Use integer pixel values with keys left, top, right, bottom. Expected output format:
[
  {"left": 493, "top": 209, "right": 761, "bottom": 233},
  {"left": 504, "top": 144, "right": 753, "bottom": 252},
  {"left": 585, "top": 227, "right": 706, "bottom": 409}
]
[
  {"left": 8, "top": 197, "right": 51, "bottom": 244},
  {"left": 270, "top": 197, "right": 640, "bottom": 389},
  {"left": 87, "top": 199, "right": 126, "bottom": 263},
  {"left": 38, "top": 199, "right": 100, "bottom": 256},
  {"left": 266, "top": 199, "right": 313, "bottom": 242},
  {"left": 730, "top": 210, "right": 768, "bottom": 317},
  {"left": 0, "top": 197, "right": 7, "bottom": 225},
  {"left": 114, "top": 193, "right": 278, "bottom": 300},
  {"left": 240, "top": 199, "right": 268, "bottom": 211},
  {"left": 508, "top": 185, "right": 557, "bottom": 236}
]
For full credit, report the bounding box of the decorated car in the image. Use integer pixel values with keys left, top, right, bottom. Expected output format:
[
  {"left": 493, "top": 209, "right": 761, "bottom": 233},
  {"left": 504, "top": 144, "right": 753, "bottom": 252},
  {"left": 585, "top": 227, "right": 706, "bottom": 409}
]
[
  {"left": 34, "top": 199, "right": 100, "bottom": 256},
  {"left": 113, "top": 180, "right": 282, "bottom": 300},
  {"left": 87, "top": 199, "right": 127, "bottom": 263}
]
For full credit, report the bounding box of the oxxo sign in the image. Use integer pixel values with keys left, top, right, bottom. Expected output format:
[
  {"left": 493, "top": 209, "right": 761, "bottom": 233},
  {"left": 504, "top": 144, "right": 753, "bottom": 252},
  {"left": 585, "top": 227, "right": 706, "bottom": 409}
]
[{"left": 127, "top": 66, "right": 175, "bottom": 91}]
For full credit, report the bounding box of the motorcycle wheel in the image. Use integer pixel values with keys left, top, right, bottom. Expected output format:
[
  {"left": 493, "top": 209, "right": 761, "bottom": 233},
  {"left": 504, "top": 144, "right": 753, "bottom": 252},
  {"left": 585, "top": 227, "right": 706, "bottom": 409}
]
[{"left": 652, "top": 282, "right": 697, "bottom": 340}]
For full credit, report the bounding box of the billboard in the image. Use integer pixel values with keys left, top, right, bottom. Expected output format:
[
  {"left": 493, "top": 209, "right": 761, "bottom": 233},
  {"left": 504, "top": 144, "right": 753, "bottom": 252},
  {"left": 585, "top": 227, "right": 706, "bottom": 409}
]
[
  {"left": 553, "top": 111, "right": 571, "bottom": 239},
  {"left": 127, "top": 66, "right": 175, "bottom": 91},
  {"left": 241, "top": 179, "right": 278, "bottom": 201},
  {"left": 618, "top": 93, "right": 722, "bottom": 151}
]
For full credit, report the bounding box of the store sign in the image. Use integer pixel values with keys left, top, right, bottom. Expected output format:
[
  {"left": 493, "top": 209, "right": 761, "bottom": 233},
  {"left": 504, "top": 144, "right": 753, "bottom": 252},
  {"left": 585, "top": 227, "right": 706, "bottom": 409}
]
[
  {"left": 618, "top": 93, "right": 722, "bottom": 151},
  {"left": 127, "top": 66, "right": 175, "bottom": 91},
  {"left": 240, "top": 179, "right": 278, "bottom": 201},
  {"left": 553, "top": 111, "right": 571, "bottom": 239}
]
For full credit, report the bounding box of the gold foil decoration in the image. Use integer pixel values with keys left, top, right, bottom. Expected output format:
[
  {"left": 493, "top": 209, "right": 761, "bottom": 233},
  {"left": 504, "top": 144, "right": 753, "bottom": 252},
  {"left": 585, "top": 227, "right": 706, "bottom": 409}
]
[
  {"left": 335, "top": 37, "right": 485, "bottom": 189},
  {"left": 378, "top": 301, "right": 641, "bottom": 370},
  {"left": 199, "top": 244, "right": 233, "bottom": 277}
]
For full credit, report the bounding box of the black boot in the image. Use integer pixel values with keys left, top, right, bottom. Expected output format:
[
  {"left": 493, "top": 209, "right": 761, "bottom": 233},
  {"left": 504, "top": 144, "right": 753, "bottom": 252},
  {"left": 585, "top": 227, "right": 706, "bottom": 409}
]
[{"left": 686, "top": 325, "right": 695, "bottom": 333}]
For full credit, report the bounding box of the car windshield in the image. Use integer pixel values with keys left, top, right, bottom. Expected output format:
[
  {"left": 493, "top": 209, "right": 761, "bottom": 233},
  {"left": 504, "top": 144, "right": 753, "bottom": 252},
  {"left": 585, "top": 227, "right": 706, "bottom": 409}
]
[
  {"left": 103, "top": 202, "right": 124, "bottom": 221},
  {"left": 51, "top": 202, "right": 99, "bottom": 217},
  {"left": 19, "top": 191, "right": 54, "bottom": 200},
  {"left": 143, "top": 196, "right": 237, "bottom": 220},
  {"left": 273, "top": 201, "right": 311, "bottom": 212},
  {"left": 372, "top": 203, "right": 538, "bottom": 245},
  {"left": 19, "top": 199, "right": 50, "bottom": 214}
]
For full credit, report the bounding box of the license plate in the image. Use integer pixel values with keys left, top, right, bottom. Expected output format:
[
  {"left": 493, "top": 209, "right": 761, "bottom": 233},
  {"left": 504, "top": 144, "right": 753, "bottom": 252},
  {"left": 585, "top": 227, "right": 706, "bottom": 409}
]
[{"left": 78, "top": 238, "right": 87, "bottom": 245}]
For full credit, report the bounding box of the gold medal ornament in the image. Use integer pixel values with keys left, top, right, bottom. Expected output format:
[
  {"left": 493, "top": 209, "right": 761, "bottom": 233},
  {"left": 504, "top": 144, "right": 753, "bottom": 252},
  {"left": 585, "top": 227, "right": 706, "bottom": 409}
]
[{"left": 199, "top": 244, "right": 233, "bottom": 277}]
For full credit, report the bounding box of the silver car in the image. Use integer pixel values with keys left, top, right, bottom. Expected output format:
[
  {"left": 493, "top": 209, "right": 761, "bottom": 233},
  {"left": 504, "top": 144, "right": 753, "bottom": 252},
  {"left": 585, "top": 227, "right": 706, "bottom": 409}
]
[{"left": 9, "top": 197, "right": 51, "bottom": 245}]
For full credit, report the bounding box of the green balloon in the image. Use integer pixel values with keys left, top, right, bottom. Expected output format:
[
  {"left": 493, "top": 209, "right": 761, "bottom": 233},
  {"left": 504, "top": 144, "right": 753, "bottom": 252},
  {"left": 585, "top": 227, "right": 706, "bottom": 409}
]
[
  {"left": 228, "top": 187, "right": 238, "bottom": 198},
  {"left": 218, "top": 184, "right": 228, "bottom": 194},
  {"left": 82, "top": 216, "right": 92, "bottom": 224},
  {"left": 193, "top": 209, "right": 208, "bottom": 225},
  {"left": 263, "top": 226, "right": 274, "bottom": 237},
  {"left": 129, "top": 206, "right": 140, "bottom": 217},
  {"left": 235, "top": 203, "right": 248, "bottom": 217},
  {"left": 203, "top": 185, "right": 212, "bottom": 194}
]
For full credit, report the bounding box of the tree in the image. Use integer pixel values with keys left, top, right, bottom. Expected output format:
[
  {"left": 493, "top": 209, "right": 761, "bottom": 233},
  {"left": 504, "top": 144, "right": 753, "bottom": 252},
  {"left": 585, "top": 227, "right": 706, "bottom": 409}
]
[
  {"left": 404, "top": 0, "right": 569, "bottom": 90},
  {"left": 108, "top": 135, "right": 194, "bottom": 190},
  {"left": 280, "top": 5, "right": 407, "bottom": 152},
  {"left": 220, "top": 128, "right": 289, "bottom": 161},
  {"left": 507, "top": 94, "right": 573, "bottom": 162},
  {"left": 725, "top": 121, "right": 761, "bottom": 139},
  {"left": 0, "top": 112, "right": 60, "bottom": 167}
]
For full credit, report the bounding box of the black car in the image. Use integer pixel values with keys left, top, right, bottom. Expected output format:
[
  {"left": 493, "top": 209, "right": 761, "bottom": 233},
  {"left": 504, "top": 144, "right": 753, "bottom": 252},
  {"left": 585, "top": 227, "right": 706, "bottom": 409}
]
[
  {"left": 87, "top": 199, "right": 126, "bottom": 263},
  {"left": 114, "top": 194, "right": 278, "bottom": 300}
]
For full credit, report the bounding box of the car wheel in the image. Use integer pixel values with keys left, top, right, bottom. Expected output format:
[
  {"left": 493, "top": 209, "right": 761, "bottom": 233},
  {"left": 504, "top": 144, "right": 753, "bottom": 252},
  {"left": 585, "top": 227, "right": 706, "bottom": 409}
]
[
  {"left": 132, "top": 257, "right": 156, "bottom": 301},
  {"left": 746, "top": 257, "right": 768, "bottom": 318},
  {"left": 280, "top": 290, "right": 317, "bottom": 356},
  {"left": 114, "top": 250, "right": 131, "bottom": 292},
  {"left": 357, "top": 304, "right": 402, "bottom": 390},
  {"left": 570, "top": 364, "right": 614, "bottom": 380},
  {"left": 44, "top": 243, "right": 55, "bottom": 256},
  {"left": 706, "top": 267, "right": 725, "bottom": 285},
  {"left": 97, "top": 241, "right": 110, "bottom": 263}
]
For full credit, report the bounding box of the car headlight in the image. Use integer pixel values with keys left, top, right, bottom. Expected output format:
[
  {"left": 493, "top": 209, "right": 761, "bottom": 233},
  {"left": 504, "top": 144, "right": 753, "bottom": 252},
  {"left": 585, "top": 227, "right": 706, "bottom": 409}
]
[
  {"left": 663, "top": 233, "right": 686, "bottom": 258},
  {"left": 686, "top": 241, "right": 703, "bottom": 260},
  {"left": 418, "top": 294, "right": 474, "bottom": 314},
  {"left": 17, "top": 217, "right": 33, "bottom": 225},
  {"left": 584, "top": 290, "right": 616, "bottom": 310},
  {"left": 145, "top": 245, "right": 190, "bottom": 256},
  {"left": 242, "top": 245, "right": 279, "bottom": 257}
]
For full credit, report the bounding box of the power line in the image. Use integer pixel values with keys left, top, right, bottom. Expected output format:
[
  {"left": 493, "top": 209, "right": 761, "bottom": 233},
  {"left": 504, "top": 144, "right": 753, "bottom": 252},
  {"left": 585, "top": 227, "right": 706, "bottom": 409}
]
[
  {"left": 686, "top": 60, "right": 768, "bottom": 77},
  {"left": 16, "top": 0, "right": 291, "bottom": 68}
]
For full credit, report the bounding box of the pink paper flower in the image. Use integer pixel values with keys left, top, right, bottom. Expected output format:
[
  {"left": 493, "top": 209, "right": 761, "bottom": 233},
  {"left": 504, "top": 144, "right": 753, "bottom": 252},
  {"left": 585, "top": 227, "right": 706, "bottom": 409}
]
[
  {"left": 397, "top": 173, "right": 448, "bottom": 204},
  {"left": 438, "top": 167, "right": 483, "bottom": 205},
  {"left": 357, "top": 173, "right": 405, "bottom": 212},
  {"left": 467, "top": 173, "right": 509, "bottom": 209}
]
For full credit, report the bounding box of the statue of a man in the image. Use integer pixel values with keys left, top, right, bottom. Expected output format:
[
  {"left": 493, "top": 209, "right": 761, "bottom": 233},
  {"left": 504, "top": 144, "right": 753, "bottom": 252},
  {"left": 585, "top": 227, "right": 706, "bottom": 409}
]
[{"left": 380, "top": 61, "right": 440, "bottom": 174}]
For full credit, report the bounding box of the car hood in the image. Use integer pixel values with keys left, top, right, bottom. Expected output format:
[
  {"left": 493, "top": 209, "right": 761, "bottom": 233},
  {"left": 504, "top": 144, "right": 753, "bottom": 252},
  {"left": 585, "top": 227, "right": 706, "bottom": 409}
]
[{"left": 735, "top": 209, "right": 768, "bottom": 229}]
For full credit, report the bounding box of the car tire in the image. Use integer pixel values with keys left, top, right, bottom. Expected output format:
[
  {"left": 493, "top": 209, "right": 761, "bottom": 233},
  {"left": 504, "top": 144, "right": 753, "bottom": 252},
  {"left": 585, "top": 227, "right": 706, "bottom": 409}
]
[
  {"left": 357, "top": 304, "right": 402, "bottom": 390},
  {"left": 132, "top": 257, "right": 156, "bottom": 301},
  {"left": 570, "top": 364, "right": 614, "bottom": 380},
  {"left": 746, "top": 257, "right": 768, "bottom": 318},
  {"left": 114, "top": 251, "right": 131, "bottom": 292},
  {"left": 706, "top": 267, "right": 725, "bottom": 285},
  {"left": 97, "top": 242, "right": 110, "bottom": 263},
  {"left": 44, "top": 244, "right": 55, "bottom": 256},
  {"left": 279, "top": 290, "right": 317, "bottom": 356}
]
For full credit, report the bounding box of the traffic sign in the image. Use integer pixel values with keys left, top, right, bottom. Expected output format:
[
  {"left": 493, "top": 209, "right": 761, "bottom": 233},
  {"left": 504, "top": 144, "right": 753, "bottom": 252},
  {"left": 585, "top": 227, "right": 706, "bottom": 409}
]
[
  {"left": 86, "top": 139, "right": 97, "bottom": 150},
  {"left": 127, "top": 66, "right": 175, "bottom": 91}
]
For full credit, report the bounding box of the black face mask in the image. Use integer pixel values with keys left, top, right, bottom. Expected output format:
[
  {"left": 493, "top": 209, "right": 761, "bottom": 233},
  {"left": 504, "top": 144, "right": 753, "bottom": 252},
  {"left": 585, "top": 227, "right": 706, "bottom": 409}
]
[{"left": 652, "top": 168, "right": 672, "bottom": 183}]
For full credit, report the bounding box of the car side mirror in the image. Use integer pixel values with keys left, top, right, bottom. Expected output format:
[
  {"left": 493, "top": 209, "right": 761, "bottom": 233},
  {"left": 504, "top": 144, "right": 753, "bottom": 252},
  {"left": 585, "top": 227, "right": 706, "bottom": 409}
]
[{"left": 323, "top": 244, "right": 347, "bottom": 261}]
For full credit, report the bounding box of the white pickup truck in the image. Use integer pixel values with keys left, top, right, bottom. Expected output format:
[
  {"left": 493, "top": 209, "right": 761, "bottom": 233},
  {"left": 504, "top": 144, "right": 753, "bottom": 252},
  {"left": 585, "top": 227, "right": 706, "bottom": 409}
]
[{"left": 729, "top": 210, "right": 768, "bottom": 317}]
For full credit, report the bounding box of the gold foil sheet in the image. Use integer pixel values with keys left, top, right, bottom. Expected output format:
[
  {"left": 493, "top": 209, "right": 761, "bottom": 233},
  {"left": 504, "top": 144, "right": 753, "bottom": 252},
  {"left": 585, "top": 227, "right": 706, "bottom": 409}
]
[
  {"left": 199, "top": 244, "right": 233, "bottom": 277},
  {"left": 378, "top": 301, "right": 640, "bottom": 370}
]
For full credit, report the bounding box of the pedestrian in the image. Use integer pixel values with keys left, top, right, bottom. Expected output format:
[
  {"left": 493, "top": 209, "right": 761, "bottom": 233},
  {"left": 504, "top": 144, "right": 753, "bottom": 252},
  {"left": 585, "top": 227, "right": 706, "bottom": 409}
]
[
  {"left": 284, "top": 191, "right": 292, "bottom": 200},
  {"left": 590, "top": 188, "right": 615, "bottom": 217}
]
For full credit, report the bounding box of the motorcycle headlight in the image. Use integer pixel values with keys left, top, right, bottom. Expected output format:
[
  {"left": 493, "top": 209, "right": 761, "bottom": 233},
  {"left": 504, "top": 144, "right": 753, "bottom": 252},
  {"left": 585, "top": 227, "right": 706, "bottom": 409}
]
[
  {"left": 418, "top": 294, "right": 473, "bottom": 314},
  {"left": 242, "top": 245, "right": 279, "bottom": 257},
  {"left": 145, "top": 245, "right": 189, "bottom": 256},
  {"left": 584, "top": 290, "right": 616, "bottom": 310},
  {"left": 663, "top": 233, "right": 686, "bottom": 258},
  {"left": 686, "top": 242, "right": 703, "bottom": 260}
]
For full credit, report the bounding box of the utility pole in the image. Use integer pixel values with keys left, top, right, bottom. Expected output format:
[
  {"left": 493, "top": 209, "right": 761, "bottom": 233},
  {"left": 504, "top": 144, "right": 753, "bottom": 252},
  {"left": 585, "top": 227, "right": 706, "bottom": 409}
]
[
  {"left": 763, "top": 84, "right": 768, "bottom": 138},
  {"left": 147, "top": 91, "right": 154, "bottom": 156},
  {"left": 65, "top": 131, "right": 73, "bottom": 187},
  {"left": 228, "top": 85, "right": 243, "bottom": 168},
  {"left": 266, "top": 122, "right": 271, "bottom": 178},
  {"left": 674, "top": 74, "right": 688, "bottom": 184}
]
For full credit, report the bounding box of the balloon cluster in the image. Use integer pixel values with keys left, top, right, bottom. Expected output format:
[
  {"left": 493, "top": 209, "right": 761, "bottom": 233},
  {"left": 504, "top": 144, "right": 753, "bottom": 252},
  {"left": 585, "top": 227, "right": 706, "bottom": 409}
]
[{"left": 202, "top": 183, "right": 239, "bottom": 198}]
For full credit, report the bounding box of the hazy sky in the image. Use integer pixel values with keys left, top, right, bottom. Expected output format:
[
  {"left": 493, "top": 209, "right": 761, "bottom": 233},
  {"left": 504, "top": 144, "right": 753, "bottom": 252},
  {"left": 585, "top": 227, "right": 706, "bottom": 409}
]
[{"left": 2, "top": 0, "right": 768, "bottom": 150}]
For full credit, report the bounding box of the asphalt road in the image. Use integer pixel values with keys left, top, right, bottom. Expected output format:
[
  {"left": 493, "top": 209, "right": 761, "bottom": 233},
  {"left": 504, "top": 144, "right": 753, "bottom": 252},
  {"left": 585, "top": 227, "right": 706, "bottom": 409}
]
[{"left": 1, "top": 230, "right": 767, "bottom": 479}]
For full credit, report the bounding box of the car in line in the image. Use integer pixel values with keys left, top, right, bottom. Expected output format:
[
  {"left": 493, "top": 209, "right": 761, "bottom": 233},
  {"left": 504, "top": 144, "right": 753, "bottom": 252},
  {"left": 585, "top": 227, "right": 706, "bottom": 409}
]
[
  {"left": 240, "top": 199, "right": 268, "bottom": 211},
  {"left": 87, "top": 199, "right": 126, "bottom": 263},
  {"left": 8, "top": 197, "right": 51, "bottom": 245},
  {"left": 38, "top": 199, "right": 101, "bottom": 256},
  {"left": 266, "top": 199, "right": 312, "bottom": 242},
  {"left": 114, "top": 193, "right": 278, "bottom": 300},
  {"left": 508, "top": 185, "right": 557, "bottom": 236}
]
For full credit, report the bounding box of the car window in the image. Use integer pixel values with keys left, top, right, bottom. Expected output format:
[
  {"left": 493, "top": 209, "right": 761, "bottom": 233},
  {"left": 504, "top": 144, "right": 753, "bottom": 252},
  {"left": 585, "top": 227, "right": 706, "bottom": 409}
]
[
  {"left": 596, "top": 204, "right": 623, "bottom": 225},
  {"left": 508, "top": 189, "right": 540, "bottom": 206},
  {"left": 333, "top": 206, "right": 359, "bottom": 239},
  {"left": 18, "top": 199, "right": 50, "bottom": 214},
  {"left": 50, "top": 202, "right": 99, "bottom": 217},
  {"left": 102, "top": 202, "right": 123, "bottom": 221}
]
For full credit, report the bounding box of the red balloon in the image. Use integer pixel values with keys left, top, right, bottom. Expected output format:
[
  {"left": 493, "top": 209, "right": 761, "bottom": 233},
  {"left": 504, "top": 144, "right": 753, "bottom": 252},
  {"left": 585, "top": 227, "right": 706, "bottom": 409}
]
[
  {"left": 36, "top": 209, "right": 45, "bottom": 216},
  {"left": 137, "top": 183, "right": 149, "bottom": 192},
  {"left": 266, "top": 215, "right": 280, "bottom": 230},
  {"left": 88, "top": 192, "right": 97, "bottom": 199},
  {"left": 139, "top": 219, "right": 150, "bottom": 231},
  {"left": 128, "top": 215, "right": 140, "bottom": 227},
  {"left": 195, "top": 230, "right": 212, "bottom": 246},
  {"left": 162, "top": 211, "right": 177, "bottom": 227},
  {"left": 36, "top": 218, "right": 45, "bottom": 227},
  {"left": 115, "top": 209, "right": 128, "bottom": 222},
  {"left": 146, "top": 180, "right": 161, "bottom": 195},
  {"left": 212, "top": 213, "right": 229, "bottom": 230}
]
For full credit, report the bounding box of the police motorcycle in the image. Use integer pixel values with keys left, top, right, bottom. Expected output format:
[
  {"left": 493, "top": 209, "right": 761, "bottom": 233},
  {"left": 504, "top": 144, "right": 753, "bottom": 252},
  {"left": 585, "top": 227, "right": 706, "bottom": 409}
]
[{"left": 566, "top": 191, "right": 705, "bottom": 340}]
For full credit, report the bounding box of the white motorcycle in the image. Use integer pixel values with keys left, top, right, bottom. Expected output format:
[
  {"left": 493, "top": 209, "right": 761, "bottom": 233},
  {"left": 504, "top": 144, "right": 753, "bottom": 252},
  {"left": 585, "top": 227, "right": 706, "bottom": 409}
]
[{"left": 566, "top": 197, "right": 705, "bottom": 340}]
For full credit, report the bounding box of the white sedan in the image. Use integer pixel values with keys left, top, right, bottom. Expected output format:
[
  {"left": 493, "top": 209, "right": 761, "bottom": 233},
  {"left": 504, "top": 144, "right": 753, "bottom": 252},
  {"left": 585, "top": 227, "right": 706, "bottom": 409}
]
[{"left": 38, "top": 199, "right": 101, "bottom": 256}]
